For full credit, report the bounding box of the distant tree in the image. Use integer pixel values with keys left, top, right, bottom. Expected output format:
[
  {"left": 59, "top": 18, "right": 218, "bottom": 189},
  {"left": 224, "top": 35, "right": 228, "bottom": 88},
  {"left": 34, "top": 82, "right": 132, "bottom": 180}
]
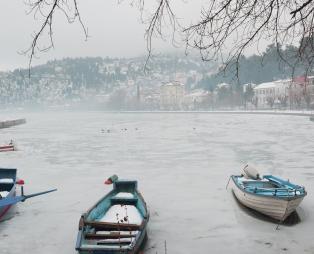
[
  {"left": 197, "top": 76, "right": 217, "bottom": 92},
  {"left": 252, "top": 97, "right": 258, "bottom": 109},
  {"left": 303, "top": 91, "right": 312, "bottom": 109},
  {"left": 294, "top": 95, "right": 302, "bottom": 108},
  {"left": 266, "top": 96, "right": 275, "bottom": 109},
  {"left": 216, "top": 85, "right": 232, "bottom": 107},
  {"left": 243, "top": 84, "right": 255, "bottom": 109},
  {"left": 299, "top": 36, "right": 314, "bottom": 71},
  {"left": 185, "top": 76, "right": 195, "bottom": 92},
  {"left": 200, "top": 42, "right": 314, "bottom": 89},
  {"left": 107, "top": 89, "right": 127, "bottom": 110},
  {"left": 278, "top": 95, "right": 288, "bottom": 108}
]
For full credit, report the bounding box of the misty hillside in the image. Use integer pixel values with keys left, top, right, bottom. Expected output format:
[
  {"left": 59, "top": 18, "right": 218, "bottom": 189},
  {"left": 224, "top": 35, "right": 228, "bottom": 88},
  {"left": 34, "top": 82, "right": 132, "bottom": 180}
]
[{"left": 0, "top": 55, "right": 217, "bottom": 108}]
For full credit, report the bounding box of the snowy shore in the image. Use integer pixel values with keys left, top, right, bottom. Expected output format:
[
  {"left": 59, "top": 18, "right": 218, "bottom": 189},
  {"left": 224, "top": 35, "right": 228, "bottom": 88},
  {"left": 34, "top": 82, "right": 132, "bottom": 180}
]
[{"left": 117, "top": 110, "right": 314, "bottom": 117}]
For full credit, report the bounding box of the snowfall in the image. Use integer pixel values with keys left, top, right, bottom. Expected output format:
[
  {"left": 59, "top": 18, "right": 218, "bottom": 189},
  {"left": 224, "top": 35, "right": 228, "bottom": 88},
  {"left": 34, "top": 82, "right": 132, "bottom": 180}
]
[{"left": 0, "top": 111, "right": 314, "bottom": 254}]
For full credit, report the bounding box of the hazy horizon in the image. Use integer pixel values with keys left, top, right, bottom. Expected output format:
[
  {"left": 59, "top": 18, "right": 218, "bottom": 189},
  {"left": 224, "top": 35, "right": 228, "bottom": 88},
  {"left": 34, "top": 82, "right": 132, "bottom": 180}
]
[
  {"left": 0, "top": 0, "right": 271, "bottom": 72},
  {"left": 0, "top": 1, "right": 200, "bottom": 71}
]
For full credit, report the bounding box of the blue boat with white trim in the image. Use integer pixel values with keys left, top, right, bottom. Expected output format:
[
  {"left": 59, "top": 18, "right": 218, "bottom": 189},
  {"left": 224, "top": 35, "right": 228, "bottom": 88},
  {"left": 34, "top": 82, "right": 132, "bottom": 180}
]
[
  {"left": 75, "top": 176, "right": 149, "bottom": 254},
  {"left": 0, "top": 167, "right": 57, "bottom": 221},
  {"left": 230, "top": 165, "right": 307, "bottom": 221}
]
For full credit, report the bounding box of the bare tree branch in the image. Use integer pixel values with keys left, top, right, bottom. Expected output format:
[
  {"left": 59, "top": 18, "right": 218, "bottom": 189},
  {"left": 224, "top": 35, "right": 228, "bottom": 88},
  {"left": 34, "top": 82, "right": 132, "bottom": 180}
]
[
  {"left": 291, "top": 0, "right": 314, "bottom": 18},
  {"left": 24, "top": 0, "right": 314, "bottom": 77},
  {"left": 24, "top": 0, "right": 88, "bottom": 77}
]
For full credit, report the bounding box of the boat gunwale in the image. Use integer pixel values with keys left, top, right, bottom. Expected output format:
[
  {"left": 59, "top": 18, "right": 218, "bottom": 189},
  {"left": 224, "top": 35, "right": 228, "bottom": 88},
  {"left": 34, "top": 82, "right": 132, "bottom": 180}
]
[
  {"left": 231, "top": 175, "right": 307, "bottom": 201},
  {"left": 0, "top": 168, "right": 17, "bottom": 220}
]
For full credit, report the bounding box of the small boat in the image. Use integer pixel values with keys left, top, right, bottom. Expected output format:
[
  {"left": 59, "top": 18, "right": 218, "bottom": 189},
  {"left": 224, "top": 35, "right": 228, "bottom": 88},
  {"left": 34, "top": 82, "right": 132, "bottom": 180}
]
[
  {"left": 0, "top": 141, "right": 15, "bottom": 152},
  {"left": 75, "top": 175, "right": 149, "bottom": 254},
  {"left": 0, "top": 167, "right": 57, "bottom": 221},
  {"left": 230, "top": 165, "right": 307, "bottom": 222}
]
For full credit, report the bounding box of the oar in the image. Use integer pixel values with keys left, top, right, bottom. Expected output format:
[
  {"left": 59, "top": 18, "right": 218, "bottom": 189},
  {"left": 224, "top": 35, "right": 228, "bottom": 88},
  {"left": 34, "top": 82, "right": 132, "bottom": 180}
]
[{"left": 0, "top": 189, "right": 57, "bottom": 207}]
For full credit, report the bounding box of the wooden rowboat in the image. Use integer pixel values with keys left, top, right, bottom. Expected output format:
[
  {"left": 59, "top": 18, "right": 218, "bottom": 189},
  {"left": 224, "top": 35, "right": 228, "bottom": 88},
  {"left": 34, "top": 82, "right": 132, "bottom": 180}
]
[
  {"left": 0, "top": 167, "right": 57, "bottom": 221},
  {"left": 75, "top": 177, "right": 149, "bottom": 254},
  {"left": 230, "top": 166, "right": 307, "bottom": 222},
  {"left": 0, "top": 168, "right": 18, "bottom": 221},
  {"left": 0, "top": 144, "right": 15, "bottom": 152}
]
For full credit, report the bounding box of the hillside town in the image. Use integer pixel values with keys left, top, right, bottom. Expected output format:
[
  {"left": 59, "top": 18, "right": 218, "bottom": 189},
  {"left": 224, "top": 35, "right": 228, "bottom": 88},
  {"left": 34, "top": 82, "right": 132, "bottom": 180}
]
[{"left": 0, "top": 55, "right": 314, "bottom": 111}]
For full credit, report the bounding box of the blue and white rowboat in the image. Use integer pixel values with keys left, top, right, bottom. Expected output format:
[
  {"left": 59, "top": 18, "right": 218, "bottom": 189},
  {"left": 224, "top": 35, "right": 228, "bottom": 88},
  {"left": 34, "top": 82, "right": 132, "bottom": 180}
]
[
  {"left": 75, "top": 177, "right": 149, "bottom": 254},
  {"left": 231, "top": 166, "right": 307, "bottom": 221}
]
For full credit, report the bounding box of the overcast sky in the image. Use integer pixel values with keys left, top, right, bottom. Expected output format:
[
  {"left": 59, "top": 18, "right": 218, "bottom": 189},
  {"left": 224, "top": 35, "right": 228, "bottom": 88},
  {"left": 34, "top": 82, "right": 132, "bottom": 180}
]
[
  {"left": 0, "top": 1, "right": 203, "bottom": 71},
  {"left": 0, "top": 1, "right": 271, "bottom": 72}
]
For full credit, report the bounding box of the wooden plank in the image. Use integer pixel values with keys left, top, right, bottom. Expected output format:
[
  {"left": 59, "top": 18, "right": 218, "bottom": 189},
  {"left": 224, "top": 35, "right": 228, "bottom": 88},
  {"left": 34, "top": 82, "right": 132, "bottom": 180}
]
[
  {"left": 97, "top": 240, "right": 132, "bottom": 245},
  {"left": 85, "top": 233, "right": 137, "bottom": 240},
  {"left": 84, "top": 221, "right": 141, "bottom": 231}
]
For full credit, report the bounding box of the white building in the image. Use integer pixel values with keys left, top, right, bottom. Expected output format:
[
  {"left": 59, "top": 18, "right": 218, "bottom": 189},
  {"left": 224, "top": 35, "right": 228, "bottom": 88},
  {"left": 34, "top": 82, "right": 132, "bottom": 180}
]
[
  {"left": 253, "top": 80, "right": 290, "bottom": 108},
  {"left": 290, "top": 76, "right": 314, "bottom": 108},
  {"left": 183, "top": 89, "right": 212, "bottom": 110},
  {"left": 160, "top": 81, "right": 185, "bottom": 110}
]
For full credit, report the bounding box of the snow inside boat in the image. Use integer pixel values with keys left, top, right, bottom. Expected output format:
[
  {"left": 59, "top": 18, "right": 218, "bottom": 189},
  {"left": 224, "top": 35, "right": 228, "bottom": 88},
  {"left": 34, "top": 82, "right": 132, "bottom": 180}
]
[
  {"left": 75, "top": 179, "right": 149, "bottom": 254},
  {"left": 231, "top": 166, "right": 307, "bottom": 221}
]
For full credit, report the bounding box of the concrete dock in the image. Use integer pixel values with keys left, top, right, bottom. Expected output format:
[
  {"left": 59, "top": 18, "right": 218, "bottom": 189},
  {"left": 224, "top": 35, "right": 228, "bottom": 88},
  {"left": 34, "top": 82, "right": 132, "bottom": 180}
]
[{"left": 0, "top": 118, "right": 26, "bottom": 129}]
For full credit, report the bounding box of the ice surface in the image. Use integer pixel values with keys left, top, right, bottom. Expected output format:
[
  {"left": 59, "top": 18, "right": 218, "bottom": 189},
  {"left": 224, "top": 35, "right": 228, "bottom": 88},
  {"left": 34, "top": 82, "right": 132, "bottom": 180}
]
[
  {"left": 100, "top": 205, "right": 142, "bottom": 225},
  {"left": 0, "top": 111, "right": 313, "bottom": 254}
]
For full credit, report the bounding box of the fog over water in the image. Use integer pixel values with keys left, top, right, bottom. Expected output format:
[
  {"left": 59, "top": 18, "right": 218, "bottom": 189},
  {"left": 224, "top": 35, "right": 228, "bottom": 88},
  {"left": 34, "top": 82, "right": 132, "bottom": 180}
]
[{"left": 0, "top": 111, "right": 313, "bottom": 254}]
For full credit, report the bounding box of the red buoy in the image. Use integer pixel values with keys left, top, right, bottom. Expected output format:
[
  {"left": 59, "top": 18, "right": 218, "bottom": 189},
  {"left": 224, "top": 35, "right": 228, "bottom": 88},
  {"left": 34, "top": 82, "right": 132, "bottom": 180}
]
[
  {"left": 104, "top": 179, "right": 112, "bottom": 185},
  {"left": 104, "top": 175, "right": 118, "bottom": 185},
  {"left": 16, "top": 179, "right": 25, "bottom": 185}
]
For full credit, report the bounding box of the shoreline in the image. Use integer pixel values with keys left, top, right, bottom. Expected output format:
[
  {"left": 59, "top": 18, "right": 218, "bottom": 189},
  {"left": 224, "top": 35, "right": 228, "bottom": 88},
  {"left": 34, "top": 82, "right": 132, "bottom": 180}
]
[
  {"left": 0, "top": 118, "right": 26, "bottom": 129},
  {"left": 103, "top": 110, "right": 314, "bottom": 117},
  {"left": 1, "top": 109, "right": 314, "bottom": 117}
]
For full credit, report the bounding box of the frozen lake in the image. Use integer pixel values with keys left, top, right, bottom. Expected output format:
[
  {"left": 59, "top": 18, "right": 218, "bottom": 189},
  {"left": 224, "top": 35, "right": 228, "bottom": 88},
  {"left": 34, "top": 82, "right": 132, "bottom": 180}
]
[{"left": 0, "top": 111, "right": 314, "bottom": 254}]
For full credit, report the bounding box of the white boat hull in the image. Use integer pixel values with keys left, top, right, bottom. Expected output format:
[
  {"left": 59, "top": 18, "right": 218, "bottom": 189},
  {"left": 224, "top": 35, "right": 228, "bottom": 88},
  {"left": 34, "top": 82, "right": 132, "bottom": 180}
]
[{"left": 231, "top": 179, "right": 304, "bottom": 221}]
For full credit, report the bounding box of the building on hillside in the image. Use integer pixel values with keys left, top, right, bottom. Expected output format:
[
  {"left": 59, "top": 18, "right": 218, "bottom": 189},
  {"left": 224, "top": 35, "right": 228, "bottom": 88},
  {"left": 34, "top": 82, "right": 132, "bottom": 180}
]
[
  {"left": 216, "top": 83, "right": 231, "bottom": 90},
  {"left": 290, "top": 76, "right": 314, "bottom": 108},
  {"left": 182, "top": 89, "right": 213, "bottom": 110},
  {"left": 242, "top": 83, "right": 257, "bottom": 93},
  {"left": 160, "top": 81, "right": 185, "bottom": 110},
  {"left": 253, "top": 80, "right": 291, "bottom": 109}
]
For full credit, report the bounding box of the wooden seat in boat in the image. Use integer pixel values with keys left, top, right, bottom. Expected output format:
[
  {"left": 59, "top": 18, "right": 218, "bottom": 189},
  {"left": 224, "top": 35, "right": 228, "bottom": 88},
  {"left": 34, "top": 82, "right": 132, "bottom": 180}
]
[
  {"left": 84, "top": 221, "right": 141, "bottom": 231},
  {"left": 110, "top": 197, "right": 138, "bottom": 206},
  {"left": 96, "top": 239, "right": 133, "bottom": 245},
  {"left": 85, "top": 233, "right": 137, "bottom": 240}
]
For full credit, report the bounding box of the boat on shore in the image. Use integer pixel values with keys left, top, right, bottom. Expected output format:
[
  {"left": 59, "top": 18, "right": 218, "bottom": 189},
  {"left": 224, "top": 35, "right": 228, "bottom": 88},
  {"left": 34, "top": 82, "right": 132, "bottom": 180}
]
[
  {"left": 0, "top": 144, "right": 15, "bottom": 152},
  {"left": 0, "top": 167, "right": 57, "bottom": 221},
  {"left": 230, "top": 165, "right": 307, "bottom": 222},
  {"left": 0, "top": 118, "right": 26, "bottom": 129},
  {"left": 75, "top": 176, "right": 149, "bottom": 254},
  {"left": 0, "top": 141, "right": 16, "bottom": 152}
]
